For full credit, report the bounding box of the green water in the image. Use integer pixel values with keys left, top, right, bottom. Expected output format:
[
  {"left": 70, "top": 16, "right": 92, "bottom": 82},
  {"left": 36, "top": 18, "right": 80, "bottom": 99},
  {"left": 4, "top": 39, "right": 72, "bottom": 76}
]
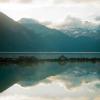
[{"left": 0, "top": 53, "right": 100, "bottom": 100}]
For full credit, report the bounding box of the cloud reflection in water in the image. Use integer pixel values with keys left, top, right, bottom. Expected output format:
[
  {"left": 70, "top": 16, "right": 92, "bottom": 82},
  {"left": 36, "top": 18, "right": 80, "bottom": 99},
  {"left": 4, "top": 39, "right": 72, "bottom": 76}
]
[{"left": 0, "top": 61, "right": 100, "bottom": 100}]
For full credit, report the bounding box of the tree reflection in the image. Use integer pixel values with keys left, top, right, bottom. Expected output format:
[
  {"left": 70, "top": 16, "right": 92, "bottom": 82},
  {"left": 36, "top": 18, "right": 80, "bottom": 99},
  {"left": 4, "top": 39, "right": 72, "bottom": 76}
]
[{"left": 0, "top": 55, "right": 100, "bottom": 92}]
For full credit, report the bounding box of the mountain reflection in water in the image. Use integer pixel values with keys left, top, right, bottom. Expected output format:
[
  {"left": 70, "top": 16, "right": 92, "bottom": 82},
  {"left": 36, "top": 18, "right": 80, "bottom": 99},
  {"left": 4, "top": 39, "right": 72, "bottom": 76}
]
[
  {"left": 0, "top": 56, "right": 100, "bottom": 100},
  {"left": 0, "top": 60, "right": 100, "bottom": 93}
]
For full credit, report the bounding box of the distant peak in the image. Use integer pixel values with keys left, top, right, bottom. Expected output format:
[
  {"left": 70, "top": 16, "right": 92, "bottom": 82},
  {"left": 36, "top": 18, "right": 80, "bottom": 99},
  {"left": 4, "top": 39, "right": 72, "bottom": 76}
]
[
  {"left": 19, "top": 18, "right": 39, "bottom": 24},
  {"left": 0, "top": 12, "right": 15, "bottom": 22}
]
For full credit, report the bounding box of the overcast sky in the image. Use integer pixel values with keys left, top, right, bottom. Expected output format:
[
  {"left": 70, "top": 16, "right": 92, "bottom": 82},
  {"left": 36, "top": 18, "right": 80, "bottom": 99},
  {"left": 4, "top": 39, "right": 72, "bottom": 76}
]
[
  {"left": 0, "top": 0, "right": 100, "bottom": 3},
  {"left": 0, "top": 0, "right": 100, "bottom": 23}
]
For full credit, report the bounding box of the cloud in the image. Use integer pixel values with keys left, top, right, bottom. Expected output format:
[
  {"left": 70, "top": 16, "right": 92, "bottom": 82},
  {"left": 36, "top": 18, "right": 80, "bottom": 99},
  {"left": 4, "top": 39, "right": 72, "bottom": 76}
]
[
  {"left": 18, "top": 0, "right": 32, "bottom": 3},
  {"left": 95, "top": 16, "right": 100, "bottom": 21},
  {"left": 51, "top": 16, "right": 100, "bottom": 39},
  {"left": 13, "top": 0, "right": 32, "bottom": 3},
  {"left": 0, "top": 0, "right": 9, "bottom": 3},
  {"left": 0, "top": 0, "right": 100, "bottom": 4},
  {"left": 0, "top": 0, "right": 32, "bottom": 3},
  {"left": 53, "top": 0, "right": 100, "bottom": 4}
]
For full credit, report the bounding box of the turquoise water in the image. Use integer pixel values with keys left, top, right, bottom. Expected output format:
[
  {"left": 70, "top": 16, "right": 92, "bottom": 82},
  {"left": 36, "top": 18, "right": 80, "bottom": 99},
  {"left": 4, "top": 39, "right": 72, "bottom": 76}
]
[
  {"left": 0, "top": 52, "right": 100, "bottom": 58},
  {"left": 0, "top": 53, "right": 100, "bottom": 100}
]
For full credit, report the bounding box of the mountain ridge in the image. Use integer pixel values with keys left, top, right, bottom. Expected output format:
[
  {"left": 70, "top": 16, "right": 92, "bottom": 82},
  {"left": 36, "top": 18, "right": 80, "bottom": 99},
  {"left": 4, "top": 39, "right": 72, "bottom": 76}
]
[{"left": 0, "top": 12, "right": 100, "bottom": 52}]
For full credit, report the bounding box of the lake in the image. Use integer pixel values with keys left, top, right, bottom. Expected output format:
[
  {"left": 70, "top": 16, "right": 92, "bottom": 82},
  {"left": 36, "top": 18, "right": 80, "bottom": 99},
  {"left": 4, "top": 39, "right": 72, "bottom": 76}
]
[{"left": 0, "top": 53, "right": 100, "bottom": 100}]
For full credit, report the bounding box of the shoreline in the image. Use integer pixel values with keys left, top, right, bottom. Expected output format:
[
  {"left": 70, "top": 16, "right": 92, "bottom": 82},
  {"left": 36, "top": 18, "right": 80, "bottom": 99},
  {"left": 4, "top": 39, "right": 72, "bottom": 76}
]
[{"left": 0, "top": 56, "right": 100, "bottom": 64}]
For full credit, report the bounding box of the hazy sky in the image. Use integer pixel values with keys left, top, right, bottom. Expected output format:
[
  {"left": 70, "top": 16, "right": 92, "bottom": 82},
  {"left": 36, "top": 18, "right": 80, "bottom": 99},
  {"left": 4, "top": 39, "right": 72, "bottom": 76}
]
[{"left": 0, "top": 0, "right": 100, "bottom": 23}]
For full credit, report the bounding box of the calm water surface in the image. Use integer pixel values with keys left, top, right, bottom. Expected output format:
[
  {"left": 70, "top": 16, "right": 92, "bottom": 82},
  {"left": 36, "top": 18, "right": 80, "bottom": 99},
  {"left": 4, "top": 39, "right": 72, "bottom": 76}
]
[{"left": 0, "top": 53, "right": 100, "bottom": 100}]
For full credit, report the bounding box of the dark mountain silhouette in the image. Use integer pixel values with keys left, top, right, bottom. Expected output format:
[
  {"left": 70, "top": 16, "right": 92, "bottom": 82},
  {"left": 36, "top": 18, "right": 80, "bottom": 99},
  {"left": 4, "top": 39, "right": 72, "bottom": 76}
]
[
  {"left": 0, "top": 12, "right": 43, "bottom": 51},
  {"left": 0, "top": 12, "right": 100, "bottom": 52}
]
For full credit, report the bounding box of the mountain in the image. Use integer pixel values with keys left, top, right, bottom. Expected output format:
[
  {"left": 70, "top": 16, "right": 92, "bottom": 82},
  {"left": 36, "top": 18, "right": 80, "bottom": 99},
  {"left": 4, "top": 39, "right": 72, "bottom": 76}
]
[
  {"left": 56, "top": 17, "right": 100, "bottom": 39},
  {"left": 0, "top": 12, "right": 43, "bottom": 51},
  {"left": 0, "top": 12, "right": 100, "bottom": 52},
  {"left": 19, "top": 18, "right": 100, "bottom": 52},
  {"left": 19, "top": 18, "right": 66, "bottom": 38}
]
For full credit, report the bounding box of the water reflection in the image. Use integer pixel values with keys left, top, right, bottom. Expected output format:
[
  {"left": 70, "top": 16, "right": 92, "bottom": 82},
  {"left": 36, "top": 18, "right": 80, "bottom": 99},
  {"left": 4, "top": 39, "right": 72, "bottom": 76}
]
[{"left": 0, "top": 61, "right": 100, "bottom": 93}]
